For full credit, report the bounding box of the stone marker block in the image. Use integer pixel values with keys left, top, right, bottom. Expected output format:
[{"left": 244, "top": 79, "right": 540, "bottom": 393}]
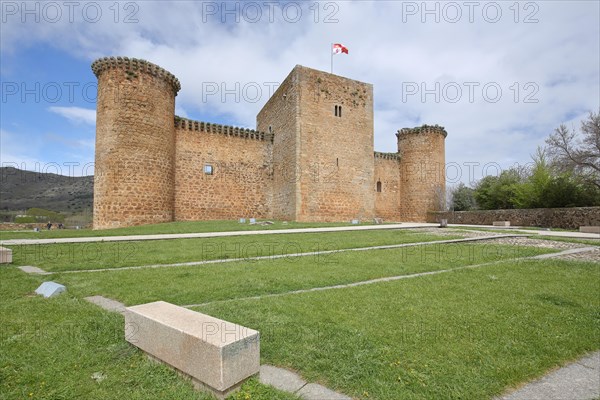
[
  {"left": 579, "top": 226, "right": 600, "bottom": 234},
  {"left": 351, "top": 219, "right": 359, "bottom": 225},
  {"left": 0, "top": 246, "right": 13, "bottom": 264},
  {"left": 35, "top": 281, "right": 66, "bottom": 298},
  {"left": 249, "top": 218, "right": 256, "bottom": 224},
  {"left": 124, "top": 301, "right": 259, "bottom": 399},
  {"left": 439, "top": 219, "right": 448, "bottom": 228},
  {"left": 493, "top": 221, "right": 510, "bottom": 227},
  {"left": 239, "top": 218, "right": 246, "bottom": 223}
]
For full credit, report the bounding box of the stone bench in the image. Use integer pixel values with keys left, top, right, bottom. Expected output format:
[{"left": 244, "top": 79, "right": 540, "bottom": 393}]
[
  {"left": 579, "top": 226, "right": 600, "bottom": 234},
  {"left": 124, "top": 301, "right": 260, "bottom": 399},
  {"left": 493, "top": 221, "right": 510, "bottom": 227},
  {"left": 0, "top": 246, "right": 12, "bottom": 264}
]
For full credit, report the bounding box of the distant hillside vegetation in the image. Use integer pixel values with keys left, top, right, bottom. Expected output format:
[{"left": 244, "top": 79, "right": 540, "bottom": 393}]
[{"left": 0, "top": 167, "right": 93, "bottom": 213}]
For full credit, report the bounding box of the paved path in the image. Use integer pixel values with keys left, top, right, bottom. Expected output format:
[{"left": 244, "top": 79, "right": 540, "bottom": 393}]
[
  {"left": 3, "top": 223, "right": 597, "bottom": 246},
  {"left": 496, "top": 351, "right": 600, "bottom": 400},
  {"left": 0, "top": 223, "right": 435, "bottom": 245}
]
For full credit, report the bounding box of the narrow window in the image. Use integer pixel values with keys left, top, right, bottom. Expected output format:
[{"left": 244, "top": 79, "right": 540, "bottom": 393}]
[
  {"left": 334, "top": 105, "right": 338, "bottom": 116},
  {"left": 336, "top": 157, "right": 339, "bottom": 167},
  {"left": 376, "top": 181, "right": 382, "bottom": 192},
  {"left": 339, "top": 105, "right": 342, "bottom": 117},
  {"left": 204, "top": 164, "right": 214, "bottom": 175},
  {"left": 269, "top": 126, "right": 272, "bottom": 133}
]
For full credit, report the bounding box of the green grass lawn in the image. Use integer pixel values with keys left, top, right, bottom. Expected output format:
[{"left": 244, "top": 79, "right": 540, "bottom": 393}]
[
  {"left": 6, "top": 229, "right": 463, "bottom": 272},
  {"left": 199, "top": 258, "right": 600, "bottom": 399},
  {"left": 0, "top": 268, "right": 298, "bottom": 400},
  {"left": 1, "top": 236, "right": 597, "bottom": 400},
  {"left": 54, "top": 243, "right": 554, "bottom": 306},
  {"left": 0, "top": 219, "right": 386, "bottom": 240}
]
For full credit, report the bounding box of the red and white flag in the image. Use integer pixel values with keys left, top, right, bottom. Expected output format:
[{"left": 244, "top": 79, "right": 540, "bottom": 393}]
[{"left": 332, "top": 43, "right": 349, "bottom": 55}]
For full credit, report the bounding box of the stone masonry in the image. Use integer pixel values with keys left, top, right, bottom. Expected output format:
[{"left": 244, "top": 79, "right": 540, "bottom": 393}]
[{"left": 92, "top": 56, "right": 447, "bottom": 229}]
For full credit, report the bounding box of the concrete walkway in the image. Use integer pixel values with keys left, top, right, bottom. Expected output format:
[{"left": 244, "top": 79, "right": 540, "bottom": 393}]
[
  {"left": 3, "top": 223, "right": 597, "bottom": 246},
  {"left": 0, "top": 223, "right": 434, "bottom": 245},
  {"left": 496, "top": 351, "right": 600, "bottom": 400}
]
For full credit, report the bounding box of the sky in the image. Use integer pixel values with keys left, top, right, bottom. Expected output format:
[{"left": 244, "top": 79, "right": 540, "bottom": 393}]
[{"left": 1, "top": 0, "right": 599, "bottom": 185}]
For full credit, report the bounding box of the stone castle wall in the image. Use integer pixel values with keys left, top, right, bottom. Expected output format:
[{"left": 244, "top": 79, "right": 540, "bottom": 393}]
[
  {"left": 92, "top": 57, "right": 446, "bottom": 228},
  {"left": 295, "top": 66, "right": 375, "bottom": 222},
  {"left": 92, "top": 57, "right": 180, "bottom": 229},
  {"left": 398, "top": 126, "right": 447, "bottom": 222},
  {"left": 174, "top": 118, "right": 272, "bottom": 220},
  {"left": 374, "top": 153, "right": 400, "bottom": 220},
  {"left": 256, "top": 69, "right": 299, "bottom": 220}
]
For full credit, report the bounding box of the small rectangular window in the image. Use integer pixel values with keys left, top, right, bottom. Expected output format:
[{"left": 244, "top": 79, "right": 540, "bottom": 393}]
[{"left": 204, "top": 164, "right": 214, "bottom": 175}]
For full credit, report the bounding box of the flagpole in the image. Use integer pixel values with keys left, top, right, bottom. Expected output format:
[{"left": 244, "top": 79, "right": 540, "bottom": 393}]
[{"left": 330, "top": 43, "right": 333, "bottom": 73}]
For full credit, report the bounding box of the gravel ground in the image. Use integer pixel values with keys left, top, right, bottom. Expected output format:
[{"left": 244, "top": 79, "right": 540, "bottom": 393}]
[
  {"left": 417, "top": 228, "right": 599, "bottom": 262},
  {"left": 477, "top": 236, "right": 599, "bottom": 262},
  {"left": 415, "top": 227, "right": 502, "bottom": 238}
]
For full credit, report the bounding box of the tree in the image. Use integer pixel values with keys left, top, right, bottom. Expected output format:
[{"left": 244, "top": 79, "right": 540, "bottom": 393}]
[
  {"left": 546, "top": 110, "right": 600, "bottom": 189},
  {"left": 541, "top": 173, "right": 600, "bottom": 208},
  {"left": 513, "top": 147, "right": 552, "bottom": 208},
  {"left": 450, "top": 183, "right": 476, "bottom": 211},
  {"left": 474, "top": 168, "right": 523, "bottom": 210}
]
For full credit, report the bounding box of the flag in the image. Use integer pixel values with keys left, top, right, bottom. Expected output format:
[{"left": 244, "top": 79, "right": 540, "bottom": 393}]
[{"left": 332, "top": 43, "right": 349, "bottom": 55}]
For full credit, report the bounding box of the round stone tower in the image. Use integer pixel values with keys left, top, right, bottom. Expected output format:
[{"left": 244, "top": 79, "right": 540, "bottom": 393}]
[
  {"left": 92, "top": 56, "right": 181, "bottom": 229},
  {"left": 397, "top": 125, "right": 447, "bottom": 222}
]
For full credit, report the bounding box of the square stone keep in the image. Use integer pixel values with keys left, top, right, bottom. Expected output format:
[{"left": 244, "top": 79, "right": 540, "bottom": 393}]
[
  {"left": 124, "top": 301, "right": 259, "bottom": 398},
  {"left": 35, "top": 282, "right": 66, "bottom": 298},
  {"left": 0, "top": 247, "right": 12, "bottom": 264}
]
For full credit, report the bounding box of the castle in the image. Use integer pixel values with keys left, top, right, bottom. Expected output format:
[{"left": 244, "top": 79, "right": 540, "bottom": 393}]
[{"left": 91, "top": 56, "right": 447, "bottom": 229}]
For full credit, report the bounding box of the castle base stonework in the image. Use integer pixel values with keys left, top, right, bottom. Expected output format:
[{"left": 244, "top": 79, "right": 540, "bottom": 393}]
[{"left": 92, "top": 57, "right": 447, "bottom": 229}]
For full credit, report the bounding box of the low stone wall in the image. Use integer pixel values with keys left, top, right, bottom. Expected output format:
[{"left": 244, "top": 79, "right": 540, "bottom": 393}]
[
  {"left": 427, "top": 207, "right": 600, "bottom": 230},
  {"left": 0, "top": 223, "right": 46, "bottom": 231}
]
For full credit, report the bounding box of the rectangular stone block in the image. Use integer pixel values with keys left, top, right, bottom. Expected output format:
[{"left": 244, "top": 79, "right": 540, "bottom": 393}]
[
  {"left": 124, "top": 301, "right": 259, "bottom": 398},
  {"left": 35, "top": 281, "right": 66, "bottom": 298},
  {"left": 493, "top": 221, "right": 510, "bottom": 227},
  {"left": 579, "top": 226, "right": 600, "bottom": 234},
  {"left": 0, "top": 247, "right": 12, "bottom": 264}
]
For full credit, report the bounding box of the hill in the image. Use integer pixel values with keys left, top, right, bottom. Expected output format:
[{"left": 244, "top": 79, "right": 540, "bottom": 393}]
[{"left": 0, "top": 167, "right": 93, "bottom": 213}]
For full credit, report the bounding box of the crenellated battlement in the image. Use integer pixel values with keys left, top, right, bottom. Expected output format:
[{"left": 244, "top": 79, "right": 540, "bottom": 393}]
[
  {"left": 91, "top": 56, "right": 181, "bottom": 94},
  {"left": 374, "top": 151, "right": 400, "bottom": 161},
  {"left": 174, "top": 116, "right": 273, "bottom": 142},
  {"left": 396, "top": 124, "right": 448, "bottom": 138}
]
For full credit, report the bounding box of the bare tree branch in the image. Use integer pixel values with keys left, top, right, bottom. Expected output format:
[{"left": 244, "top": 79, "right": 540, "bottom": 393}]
[{"left": 545, "top": 110, "right": 600, "bottom": 188}]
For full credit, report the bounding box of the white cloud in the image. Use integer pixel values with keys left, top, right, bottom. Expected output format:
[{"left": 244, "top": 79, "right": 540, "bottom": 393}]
[{"left": 48, "top": 106, "right": 96, "bottom": 125}]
